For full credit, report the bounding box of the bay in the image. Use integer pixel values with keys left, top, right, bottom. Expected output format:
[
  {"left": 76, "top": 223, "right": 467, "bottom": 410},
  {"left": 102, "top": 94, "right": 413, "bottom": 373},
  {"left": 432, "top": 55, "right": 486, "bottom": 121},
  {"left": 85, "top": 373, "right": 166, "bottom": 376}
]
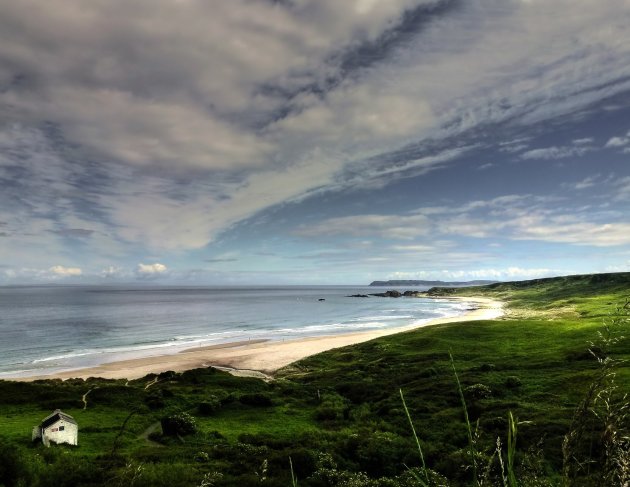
[{"left": 0, "top": 285, "right": 470, "bottom": 377}]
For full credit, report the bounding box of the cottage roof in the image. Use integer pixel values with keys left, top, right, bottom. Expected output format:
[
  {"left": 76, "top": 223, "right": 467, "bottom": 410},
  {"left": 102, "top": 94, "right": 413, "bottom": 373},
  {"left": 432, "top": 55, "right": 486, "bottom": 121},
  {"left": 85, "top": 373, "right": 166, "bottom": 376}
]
[{"left": 40, "top": 409, "right": 78, "bottom": 429}]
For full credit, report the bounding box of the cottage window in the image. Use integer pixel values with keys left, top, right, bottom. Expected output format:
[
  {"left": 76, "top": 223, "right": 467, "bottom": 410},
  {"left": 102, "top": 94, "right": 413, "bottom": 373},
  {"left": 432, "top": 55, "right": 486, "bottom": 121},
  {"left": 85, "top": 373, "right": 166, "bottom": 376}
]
[{"left": 59, "top": 426, "right": 65, "bottom": 431}]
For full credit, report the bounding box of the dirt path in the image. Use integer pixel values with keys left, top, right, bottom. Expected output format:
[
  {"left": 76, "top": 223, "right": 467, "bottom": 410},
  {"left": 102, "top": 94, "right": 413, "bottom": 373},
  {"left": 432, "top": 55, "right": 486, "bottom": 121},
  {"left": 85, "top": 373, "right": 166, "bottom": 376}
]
[
  {"left": 138, "top": 421, "right": 163, "bottom": 447},
  {"left": 207, "top": 364, "right": 273, "bottom": 381},
  {"left": 82, "top": 387, "right": 98, "bottom": 410}
]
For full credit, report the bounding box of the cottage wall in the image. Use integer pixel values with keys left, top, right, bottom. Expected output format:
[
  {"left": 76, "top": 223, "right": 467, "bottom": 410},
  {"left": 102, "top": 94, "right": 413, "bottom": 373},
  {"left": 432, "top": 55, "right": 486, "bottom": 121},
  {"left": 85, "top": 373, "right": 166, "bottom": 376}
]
[{"left": 42, "top": 418, "right": 78, "bottom": 446}]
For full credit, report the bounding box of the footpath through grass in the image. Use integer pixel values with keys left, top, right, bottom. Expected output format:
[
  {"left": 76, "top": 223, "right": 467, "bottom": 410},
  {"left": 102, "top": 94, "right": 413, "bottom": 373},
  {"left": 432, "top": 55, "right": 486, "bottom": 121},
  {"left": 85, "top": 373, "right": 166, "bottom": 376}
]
[{"left": 0, "top": 272, "right": 628, "bottom": 486}]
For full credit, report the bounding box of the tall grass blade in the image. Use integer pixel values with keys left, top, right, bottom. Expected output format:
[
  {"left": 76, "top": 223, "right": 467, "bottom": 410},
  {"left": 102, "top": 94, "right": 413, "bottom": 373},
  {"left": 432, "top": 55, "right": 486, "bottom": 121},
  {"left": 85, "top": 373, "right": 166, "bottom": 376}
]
[
  {"left": 507, "top": 411, "right": 518, "bottom": 487},
  {"left": 496, "top": 437, "right": 508, "bottom": 487},
  {"left": 289, "top": 456, "right": 298, "bottom": 487},
  {"left": 400, "top": 388, "right": 429, "bottom": 486},
  {"left": 449, "top": 351, "right": 479, "bottom": 486}
]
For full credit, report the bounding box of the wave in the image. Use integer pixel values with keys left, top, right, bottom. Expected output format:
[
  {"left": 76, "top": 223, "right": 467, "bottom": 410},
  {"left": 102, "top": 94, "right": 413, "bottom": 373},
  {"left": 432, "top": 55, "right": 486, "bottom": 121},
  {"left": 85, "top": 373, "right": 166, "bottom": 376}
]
[{"left": 348, "top": 315, "right": 412, "bottom": 321}]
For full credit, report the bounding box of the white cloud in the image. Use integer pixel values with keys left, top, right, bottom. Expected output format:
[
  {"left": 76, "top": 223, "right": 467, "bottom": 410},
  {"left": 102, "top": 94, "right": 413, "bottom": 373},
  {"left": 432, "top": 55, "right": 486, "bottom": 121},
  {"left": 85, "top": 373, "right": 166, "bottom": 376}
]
[
  {"left": 605, "top": 262, "right": 630, "bottom": 272},
  {"left": 299, "top": 193, "right": 630, "bottom": 247},
  {"left": 572, "top": 175, "right": 598, "bottom": 190},
  {"left": 48, "top": 265, "right": 82, "bottom": 277},
  {"left": 390, "top": 244, "right": 444, "bottom": 253},
  {"left": 573, "top": 137, "right": 594, "bottom": 145},
  {"left": 101, "top": 265, "right": 127, "bottom": 278},
  {"left": 386, "top": 267, "right": 559, "bottom": 280},
  {"left": 614, "top": 176, "right": 630, "bottom": 201},
  {"left": 520, "top": 145, "right": 591, "bottom": 160},
  {"left": 136, "top": 262, "right": 168, "bottom": 278},
  {"left": 604, "top": 130, "right": 630, "bottom": 148},
  {"left": 605, "top": 137, "right": 628, "bottom": 147},
  {"left": 508, "top": 219, "right": 630, "bottom": 246},
  {"left": 429, "top": 199, "right": 630, "bottom": 247},
  {"left": 2, "top": 269, "right": 16, "bottom": 279},
  {"left": 294, "top": 213, "right": 431, "bottom": 239}
]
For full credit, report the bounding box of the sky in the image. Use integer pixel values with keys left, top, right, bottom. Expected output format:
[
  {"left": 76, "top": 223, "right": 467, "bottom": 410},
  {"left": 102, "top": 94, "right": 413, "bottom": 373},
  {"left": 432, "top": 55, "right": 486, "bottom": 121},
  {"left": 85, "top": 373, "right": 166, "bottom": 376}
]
[{"left": 1, "top": 0, "right": 629, "bottom": 285}]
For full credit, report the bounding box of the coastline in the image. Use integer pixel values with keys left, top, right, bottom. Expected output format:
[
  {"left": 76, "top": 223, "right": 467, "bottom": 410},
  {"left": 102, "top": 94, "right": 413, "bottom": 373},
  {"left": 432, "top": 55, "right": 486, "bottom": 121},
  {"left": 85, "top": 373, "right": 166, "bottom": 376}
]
[{"left": 10, "top": 296, "right": 503, "bottom": 382}]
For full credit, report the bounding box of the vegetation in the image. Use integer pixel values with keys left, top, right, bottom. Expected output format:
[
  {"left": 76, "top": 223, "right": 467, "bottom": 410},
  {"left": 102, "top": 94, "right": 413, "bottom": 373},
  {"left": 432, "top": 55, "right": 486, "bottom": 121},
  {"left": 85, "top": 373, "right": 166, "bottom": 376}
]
[{"left": 0, "top": 272, "right": 628, "bottom": 486}]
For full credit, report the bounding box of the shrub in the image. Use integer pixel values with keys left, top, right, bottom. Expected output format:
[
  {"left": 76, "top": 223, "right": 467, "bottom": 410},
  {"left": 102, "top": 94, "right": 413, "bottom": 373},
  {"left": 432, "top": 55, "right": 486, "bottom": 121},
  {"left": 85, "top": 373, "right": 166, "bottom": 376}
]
[
  {"left": 464, "top": 383, "right": 492, "bottom": 400},
  {"left": 315, "top": 393, "right": 348, "bottom": 421},
  {"left": 239, "top": 393, "right": 273, "bottom": 407},
  {"left": 0, "top": 440, "right": 36, "bottom": 487},
  {"left": 198, "top": 395, "right": 222, "bottom": 415},
  {"left": 37, "top": 454, "right": 103, "bottom": 487},
  {"left": 505, "top": 376, "right": 522, "bottom": 389},
  {"left": 160, "top": 412, "right": 198, "bottom": 436},
  {"left": 353, "top": 430, "right": 410, "bottom": 477},
  {"left": 145, "top": 390, "right": 165, "bottom": 409},
  {"left": 157, "top": 370, "right": 178, "bottom": 381}
]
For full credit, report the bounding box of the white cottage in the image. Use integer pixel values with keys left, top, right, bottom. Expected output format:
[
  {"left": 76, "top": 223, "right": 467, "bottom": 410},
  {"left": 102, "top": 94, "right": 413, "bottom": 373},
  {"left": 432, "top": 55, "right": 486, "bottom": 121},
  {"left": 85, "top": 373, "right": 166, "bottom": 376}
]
[{"left": 32, "top": 409, "right": 78, "bottom": 446}]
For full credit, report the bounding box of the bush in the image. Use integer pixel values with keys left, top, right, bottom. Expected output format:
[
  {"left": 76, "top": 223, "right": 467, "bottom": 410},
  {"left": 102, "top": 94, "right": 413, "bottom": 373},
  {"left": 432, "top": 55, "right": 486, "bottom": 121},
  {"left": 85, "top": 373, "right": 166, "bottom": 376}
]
[
  {"left": 315, "top": 393, "right": 348, "bottom": 421},
  {"left": 198, "top": 395, "right": 222, "bottom": 415},
  {"left": 505, "top": 376, "right": 522, "bottom": 389},
  {"left": 239, "top": 393, "right": 273, "bottom": 407},
  {"left": 160, "top": 412, "right": 198, "bottom": 436},
  {"left": 0, "top": 440, "right": 36, "bottom": 487},
  {"left": 464, "top": 383, "right": 492, "bottom": 400},
  {"left": 115, "top": 462, "right": 201, "bottom": 487},
  {"left": 157, "top": 370, "right": 178, "bottom": 381},
  {"left": 353, "top": 431, "right": 410, "bottom": 477},
  {"left": 37, "top": 454, "right": 103, "bottom": 487},
  {"left": 145, "top": 390, "right": 165, "bottom": 409}
]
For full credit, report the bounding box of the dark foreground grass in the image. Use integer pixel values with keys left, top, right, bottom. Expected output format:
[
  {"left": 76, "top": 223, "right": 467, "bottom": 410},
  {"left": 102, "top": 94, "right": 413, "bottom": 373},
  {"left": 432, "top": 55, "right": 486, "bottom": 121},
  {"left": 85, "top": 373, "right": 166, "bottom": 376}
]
[{"left": 0, "top": 272, "right": 628, "bottom": 486}]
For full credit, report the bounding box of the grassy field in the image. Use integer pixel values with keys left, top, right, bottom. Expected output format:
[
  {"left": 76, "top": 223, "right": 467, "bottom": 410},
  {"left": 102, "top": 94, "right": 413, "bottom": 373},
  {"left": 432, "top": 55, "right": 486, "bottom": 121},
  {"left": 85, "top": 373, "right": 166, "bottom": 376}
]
[{"left": 0, "top": 272, "right": 628, "bottom": 486}]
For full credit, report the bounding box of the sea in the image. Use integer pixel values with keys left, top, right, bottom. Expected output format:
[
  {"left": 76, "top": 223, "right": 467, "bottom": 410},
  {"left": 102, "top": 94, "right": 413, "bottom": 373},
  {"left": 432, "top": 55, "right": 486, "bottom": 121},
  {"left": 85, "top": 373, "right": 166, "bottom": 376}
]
[{"left": 0, "top": 285, "right": 473, "bottom": 378}]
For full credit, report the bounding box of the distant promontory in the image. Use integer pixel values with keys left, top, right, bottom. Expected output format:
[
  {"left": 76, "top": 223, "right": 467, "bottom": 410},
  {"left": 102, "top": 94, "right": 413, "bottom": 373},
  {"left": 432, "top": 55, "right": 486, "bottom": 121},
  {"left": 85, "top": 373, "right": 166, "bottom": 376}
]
[{"left": 369, "top": 279, "right": 498, "bottom": 287}]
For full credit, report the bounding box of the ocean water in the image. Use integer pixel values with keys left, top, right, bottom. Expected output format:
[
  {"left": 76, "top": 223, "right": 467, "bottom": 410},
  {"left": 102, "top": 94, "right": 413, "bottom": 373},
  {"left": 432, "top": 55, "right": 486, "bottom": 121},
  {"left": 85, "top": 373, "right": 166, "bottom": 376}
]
[{"left": 0, "top": 285, "right": 472, "bottom": 378}]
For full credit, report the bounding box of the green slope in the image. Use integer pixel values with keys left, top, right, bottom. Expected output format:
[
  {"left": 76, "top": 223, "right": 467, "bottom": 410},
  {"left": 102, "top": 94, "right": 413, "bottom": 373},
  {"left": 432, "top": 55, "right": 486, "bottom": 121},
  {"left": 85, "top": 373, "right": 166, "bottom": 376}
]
[{"left": 0, "top": 272, "right": 628, "bottom": 486}]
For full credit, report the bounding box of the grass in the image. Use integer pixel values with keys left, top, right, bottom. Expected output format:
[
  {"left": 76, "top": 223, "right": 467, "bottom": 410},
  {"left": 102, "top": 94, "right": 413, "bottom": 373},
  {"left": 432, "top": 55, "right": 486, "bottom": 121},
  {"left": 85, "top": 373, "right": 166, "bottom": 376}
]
[
  {"left": 197, "top": 405, "right": 318, "bottom": 442},
  {"left": 0, "top": 272, "right": 628, "bottom": 486},
  {"left": 400, "top": 388, "right": 429, "bottom": 486}
]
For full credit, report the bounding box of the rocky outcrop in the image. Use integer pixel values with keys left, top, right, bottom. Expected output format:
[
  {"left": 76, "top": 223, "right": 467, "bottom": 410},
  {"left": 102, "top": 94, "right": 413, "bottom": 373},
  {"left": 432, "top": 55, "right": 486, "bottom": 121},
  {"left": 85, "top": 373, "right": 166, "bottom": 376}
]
[
  {"left": 367, "top": 289, "right": 430, "bottom": 298},
  {"left": 369, "top": 290, "right": 402, "bottom": 298}
]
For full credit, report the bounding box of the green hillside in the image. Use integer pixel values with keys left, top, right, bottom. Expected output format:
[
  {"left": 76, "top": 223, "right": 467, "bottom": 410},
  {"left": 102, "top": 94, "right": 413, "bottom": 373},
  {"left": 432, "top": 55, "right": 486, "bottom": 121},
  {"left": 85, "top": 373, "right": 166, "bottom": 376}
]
[{"left": 0, "top": 273, "right": 628, "bottom": 486}]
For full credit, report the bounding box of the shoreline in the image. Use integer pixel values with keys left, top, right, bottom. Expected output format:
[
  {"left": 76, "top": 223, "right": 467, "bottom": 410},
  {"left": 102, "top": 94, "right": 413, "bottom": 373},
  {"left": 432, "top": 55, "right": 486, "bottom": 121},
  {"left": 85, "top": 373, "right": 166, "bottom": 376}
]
[{"left": 9, "top": 296, "right": 503, "bottom": 382}]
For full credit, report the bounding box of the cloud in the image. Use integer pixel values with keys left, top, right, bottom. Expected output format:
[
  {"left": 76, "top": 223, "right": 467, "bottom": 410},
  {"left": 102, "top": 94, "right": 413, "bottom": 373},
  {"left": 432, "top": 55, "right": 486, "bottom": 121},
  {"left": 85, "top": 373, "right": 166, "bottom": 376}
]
[
  {"left": 51, "top": 228, "right": 95, "bottom": 238},
  {"left": 520, "top": 145, "right": 591, "bottom": 160},
  {"left": 299, "top": 193, "right": 630, "bottom": 247},
  {"left": 204, "top": 258, "right": 239, "bottom": 263},
  {"left": 1, "top": 0, "right": 630, "bottom": 260},
  {"left": 294, "top": 213, "right": 431, "bottom": 239},
  {"left": 429, "top": 198, "right": 630, "bottom": 247},
  {"left": 499, "top": 137, "right": 531, "bottom": 153},
  {"left": 573, "top": 137, "right": 594, "bottom": 145},
  {"left": 604, "top": 130, "right": 630, "bottom": 148},
  {"left": 572, "top": 176, "right": 598, "bottom": 190},
  {"left": 135, "top": 262, "right": 168, "bottom": 279},
  {"left": 614, "top": 176, "right": 630, "bottom": 201},
  {"left": 387, "top": 267, "right": 559, "bottom": 280},
  {"left": 101, "top": 265, "right": 127, "bottom": 278},
  {"left": 49, "top": 265, "right": 82, "bottom": 277},
  {"left": 390, "top": 244, "right": 444, "bottom": 253}
]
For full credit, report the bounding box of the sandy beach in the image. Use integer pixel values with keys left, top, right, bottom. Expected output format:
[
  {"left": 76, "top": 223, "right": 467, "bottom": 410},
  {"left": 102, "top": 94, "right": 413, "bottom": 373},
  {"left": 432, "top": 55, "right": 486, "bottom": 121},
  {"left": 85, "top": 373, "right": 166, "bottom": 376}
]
[{"left": 14, "top": 296, "right": 503, "bottom": 381}]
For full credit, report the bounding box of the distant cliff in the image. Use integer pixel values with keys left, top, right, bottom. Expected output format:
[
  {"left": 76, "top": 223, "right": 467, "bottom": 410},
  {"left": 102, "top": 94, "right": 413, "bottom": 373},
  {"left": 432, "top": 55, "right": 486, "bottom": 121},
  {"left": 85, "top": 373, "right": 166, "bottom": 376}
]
[{"left": 369, "top": 279, "right": 498, "bottom": 287}]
